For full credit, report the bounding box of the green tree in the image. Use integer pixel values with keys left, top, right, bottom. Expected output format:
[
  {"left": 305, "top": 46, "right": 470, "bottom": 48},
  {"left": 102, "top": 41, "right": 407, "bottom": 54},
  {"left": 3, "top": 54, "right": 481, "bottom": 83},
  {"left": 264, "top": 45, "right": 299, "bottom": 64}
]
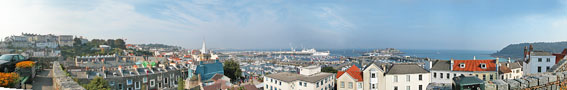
[
  {"left": 84, "top": 76, "right": 111, "bottom": 90},
  {"left": 223, "top": 59, "right": 242, "bottom": 82},
  {"left": 178, "top": 78, "right": 185, "bottom": 90},
  {"left": 114, "top": 39, "right": 126, "bottom": 49},
  {"left": 321, "top": 67, "right": 337, "bottom": 73}
]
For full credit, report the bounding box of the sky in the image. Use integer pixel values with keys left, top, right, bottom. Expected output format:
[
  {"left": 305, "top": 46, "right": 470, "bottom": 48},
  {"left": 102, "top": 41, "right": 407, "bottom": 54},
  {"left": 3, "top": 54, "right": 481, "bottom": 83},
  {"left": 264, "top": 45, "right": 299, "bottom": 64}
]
[{"left": 1, "top": 0, "right": 566, "bottom": 50}]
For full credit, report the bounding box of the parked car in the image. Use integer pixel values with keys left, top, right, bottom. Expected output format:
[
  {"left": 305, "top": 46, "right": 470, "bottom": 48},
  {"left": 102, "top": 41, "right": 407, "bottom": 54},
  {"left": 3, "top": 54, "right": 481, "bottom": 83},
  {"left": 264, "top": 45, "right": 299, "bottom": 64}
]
[{"left": 0, "top": 54, "right": 29, "bottom": 72}]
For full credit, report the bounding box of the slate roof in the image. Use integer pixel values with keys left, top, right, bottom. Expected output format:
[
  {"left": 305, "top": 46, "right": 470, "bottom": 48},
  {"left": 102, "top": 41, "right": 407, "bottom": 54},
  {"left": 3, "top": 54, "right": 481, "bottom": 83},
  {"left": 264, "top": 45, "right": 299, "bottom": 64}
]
[
  {"left": 336, "top": 65, "right": 363, "bottom": 81},
  {"left": 211, "top": 74, "right": 225, "bottom": 81},
  {"left": 195, "top": 60, "right": 225, "bottom": 81},
  {"left": 266, "top": 72, "right": 334, "bottom": 83},
  {"left": 452, "top": 60, "right": 497, "bottom": 72},
  {"left": 453, "top": 76, "right": 484, "bottom": 85},
  {"left": 498, "top": 65, "right": 512, "bottom": 74},
  {"left": 385, "top": 64, "right": 428, "bottom": 74},
  {"left": 499, "top": 62, "right": 522, "bottom": 69},
  {"left": 431, "top": 60, "right": 451, "bottom": 71},
  {"left": 532, "top": 51, "right": 553, "bottom": 56}
]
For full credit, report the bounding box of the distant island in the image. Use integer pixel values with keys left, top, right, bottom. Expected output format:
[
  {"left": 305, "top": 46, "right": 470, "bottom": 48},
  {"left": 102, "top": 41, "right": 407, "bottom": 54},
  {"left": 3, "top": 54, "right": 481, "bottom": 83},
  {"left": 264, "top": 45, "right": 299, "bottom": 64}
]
[{"left": 492, "top": 41, "right": 567, "bottom": 58}]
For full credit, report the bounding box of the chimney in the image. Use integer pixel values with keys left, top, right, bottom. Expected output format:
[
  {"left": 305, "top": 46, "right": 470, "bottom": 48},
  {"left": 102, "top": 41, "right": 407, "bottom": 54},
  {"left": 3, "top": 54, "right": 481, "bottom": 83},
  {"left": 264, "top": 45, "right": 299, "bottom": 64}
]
[
  {"left": 450, "top": 58, "right": 454, "bottom": 71},
  {"left": 507, "top": 57, "right": 511, "bottom": 67},
  {"left": 495, "top": 57, "right": 499, "bottom": 79},
  {"left": 473, "top": 56, "right": 476, "bottom": 60}
]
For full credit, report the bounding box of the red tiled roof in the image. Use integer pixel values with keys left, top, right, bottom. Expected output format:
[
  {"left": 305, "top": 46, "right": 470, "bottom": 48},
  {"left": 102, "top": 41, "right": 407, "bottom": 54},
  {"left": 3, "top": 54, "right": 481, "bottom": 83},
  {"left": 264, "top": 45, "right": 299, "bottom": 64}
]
[
  {"left": 553, "top": 48, "right": 567, "bottom": 64},
  {"left": 452, "top": 60, "right": 497, "bottom": 72},
  {"left": 336, "top": 65, "right": 363, "bottom": 81}
]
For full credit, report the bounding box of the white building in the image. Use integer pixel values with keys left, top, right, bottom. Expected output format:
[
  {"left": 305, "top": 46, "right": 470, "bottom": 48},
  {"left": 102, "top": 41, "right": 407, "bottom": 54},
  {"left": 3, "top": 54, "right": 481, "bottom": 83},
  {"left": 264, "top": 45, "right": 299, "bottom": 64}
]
[
  {"left": 36, "top": 42, "right": 58, "bottom": 48},
  {"left": 264, "top": 66, "right": 335, "bottom": 90},
  {"left": 522, "top": 46, "right": 556, "bottom": 75},
  {"left": 58, "top": 35, "right": 74, "bottom": 47},
  {"left": 430, "top": 58, "right": 509, "bottom": 85},
  {"left": 383, "top": 64, "right": 430, "bottom": 90}
]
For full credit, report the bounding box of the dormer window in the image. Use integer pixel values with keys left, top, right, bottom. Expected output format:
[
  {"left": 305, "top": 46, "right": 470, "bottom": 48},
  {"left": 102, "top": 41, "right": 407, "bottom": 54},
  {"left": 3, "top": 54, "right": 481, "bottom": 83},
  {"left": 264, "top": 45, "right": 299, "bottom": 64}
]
[
  {"left": 459, "top": 63, "right": 465, "bottom": 68},
  {"left": 480, "top": 63, "right": 487, "bottom": 69}
]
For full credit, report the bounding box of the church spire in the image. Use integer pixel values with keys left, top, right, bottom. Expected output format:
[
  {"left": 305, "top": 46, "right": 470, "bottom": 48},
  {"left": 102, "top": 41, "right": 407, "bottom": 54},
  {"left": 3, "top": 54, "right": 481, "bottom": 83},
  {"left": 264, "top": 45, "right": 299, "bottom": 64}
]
[{"left": 201, "top": 39, "right": 207, "bottom": 54}]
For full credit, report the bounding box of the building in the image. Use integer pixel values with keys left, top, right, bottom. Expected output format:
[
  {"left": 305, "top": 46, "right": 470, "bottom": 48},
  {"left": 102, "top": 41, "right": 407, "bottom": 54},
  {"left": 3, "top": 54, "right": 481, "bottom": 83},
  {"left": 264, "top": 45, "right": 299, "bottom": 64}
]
[
  {"left": 383, "top": 64, "right": 430, "bottom": 90},
  {"left": 522, "top": 45, "right": 556, "bottom": 74},
  {"left": 264, "top": 65, "right": 335, "bottom": 90},
  {"left": 336, "top": 65, "right": 363, "bottom": 90},
  {"left": 58, "top": 35, "right": 74, "bottom": 47},
  {"left": 499, "top": 58, "right": 523, "bottom": 79},
  {"left": 192, "top": 40, "right": 219, "bottom": 61},
  {"left": 195, "top": 60, "right": 224, "bottom": 82},
  {"left": 69, "top": 57, "right": 190, "bottom": 90},
  {"left": 430, "top": 58, "right": 503, "bottom": 84}
]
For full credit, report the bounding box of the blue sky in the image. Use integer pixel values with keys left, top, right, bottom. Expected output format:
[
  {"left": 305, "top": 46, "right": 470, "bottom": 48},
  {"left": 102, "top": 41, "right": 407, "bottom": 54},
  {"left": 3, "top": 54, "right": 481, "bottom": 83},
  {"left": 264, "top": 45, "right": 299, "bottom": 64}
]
[{"left": 1, "top": 0, "right": 566, "bottom": 50}]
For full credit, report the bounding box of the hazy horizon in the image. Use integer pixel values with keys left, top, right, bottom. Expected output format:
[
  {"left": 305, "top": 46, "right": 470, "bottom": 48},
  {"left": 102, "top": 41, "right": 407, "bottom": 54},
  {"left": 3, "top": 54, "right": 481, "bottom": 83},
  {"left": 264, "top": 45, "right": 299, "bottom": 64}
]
[{"left": 2, "top": 0, "right": 567, "bottom": 51}]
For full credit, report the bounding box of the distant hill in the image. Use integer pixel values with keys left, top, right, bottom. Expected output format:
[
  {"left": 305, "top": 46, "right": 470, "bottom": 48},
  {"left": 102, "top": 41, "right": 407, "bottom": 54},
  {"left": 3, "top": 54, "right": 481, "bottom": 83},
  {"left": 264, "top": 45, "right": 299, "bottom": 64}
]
[{"left": 492, "top": 41, "right": 567, "bottom": 58}]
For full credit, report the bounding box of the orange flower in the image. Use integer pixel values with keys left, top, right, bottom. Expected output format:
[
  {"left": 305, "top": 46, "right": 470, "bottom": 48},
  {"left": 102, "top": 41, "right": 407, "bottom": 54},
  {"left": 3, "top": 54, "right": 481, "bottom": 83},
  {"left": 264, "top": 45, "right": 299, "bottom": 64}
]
[
  {"left": 0, "top": 72, "right": 19, "bottom": 87},
  {"left": 16, "top": 61, "right": 35, "bottom": 68}
]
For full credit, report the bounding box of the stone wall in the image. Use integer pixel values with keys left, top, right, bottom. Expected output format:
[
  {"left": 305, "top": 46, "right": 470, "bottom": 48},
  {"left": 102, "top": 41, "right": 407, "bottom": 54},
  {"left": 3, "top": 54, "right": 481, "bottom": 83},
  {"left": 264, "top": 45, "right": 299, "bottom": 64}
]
[{"left": 52, "top": 61, "right": 85, "bottom": 90}]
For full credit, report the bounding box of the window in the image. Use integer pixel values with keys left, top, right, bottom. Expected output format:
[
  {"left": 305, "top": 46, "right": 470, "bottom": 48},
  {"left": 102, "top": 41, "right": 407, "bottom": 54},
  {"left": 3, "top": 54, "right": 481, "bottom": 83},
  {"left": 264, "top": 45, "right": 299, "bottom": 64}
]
[
  {"left": 394, "top": 76, "right": 398, "bottom": 82},
  {"left": 406, "top": 75, "right": 410, "bottom": 82},
  {"left": 164, "top": 77, "right": 168, "bottom": 84},
  {"left": 480, "top": 63, "right": 487, "bottom": 69},
  {"left": 407, "top": 86, "right": 410, "bottom": 90},
  {"left": 110, "top": 81, "right": 115, "bottom": 86},
  {"left": 279, "top": 82, "right": 281, "bottom": 85},
  {"left": 340, "top": 81, "right": 344, "bottom": 88},
  {"left": 454, "top": 74, "right": 456, "bottom": 78},
  {"left": 128, "top": 87, "right": 132, "bottom": 90},
  {"left": 357, "top": 82, "right": 362, "bottom": 88},
  {"left": 418, "top": 74, "right": 422, "bottom": 81},
  {"left": 490, "top": 75, "right": 493, "bottom": 80},
  {"left": 127, "top": 79, "right": 133, "bottom": 85},
  {"left": 446, "top": 73, "right": 450, "bottom": 79},
  {"left": 547, "top": 58, "right": 551, "bottom": 62},
  {"left": 371, "top": 73, "right": 376, "bottom": 78},
  {"left": 371, "top": 84, "right": 376, "bottom": 89},
  {"left": 135, "top": 82, "right": 140, "bottom": 89},
  {"left": 118, "top": 84, "right": 123, "bottom": 90},
  {"left": 538, "top": 58, "right": 542, "bottom": 62},
  {"left": 394, "top": 86, "right": 398, "bottom": 90},
  {"left": 304, "top": 83, "right": 307, "bottom": 87},
  {"left": 547, "top": 66, "right": 551, "bottom": 71},
  {"left": 300, "top": 82, "right": 303, "bottom": 86},
  {"left": 433, "top": 73, "right": 437, "bottom": 78},
  {"left": 482, "top": 75, "right": 486, "bottom": 80},
  {"left": 419, "top": 85, "right": 423, "bottom": 90},
  {"left": 459, "top": 63, "right": 466, "bottom": 68},
  {"left": 150, "top": 79, "right": 155, "bottom": 87},
  {"left": 143, "top": 77, "right": 148, "bottom": 83},
  {"left": 348, "top": 82, "right": 353, "bottom": 89},
  {"left": 317, "top": 82, "right": 319, "bottom": 87},
  {"left": 440, "top": 73, "right": 443, "bottom": 79},
  {"left": 538, "top": 66, "right": 542, "bottom": 72}
]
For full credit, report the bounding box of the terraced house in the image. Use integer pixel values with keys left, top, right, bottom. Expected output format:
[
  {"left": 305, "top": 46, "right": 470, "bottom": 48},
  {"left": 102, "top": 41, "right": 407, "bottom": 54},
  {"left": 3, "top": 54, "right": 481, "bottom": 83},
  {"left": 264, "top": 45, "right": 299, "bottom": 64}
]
[
  {"left": 264, "top": 65, "right": 335, "bottom": 90},
  {"left": 337, "top": 63, "right": 430, "bottom": 90}
]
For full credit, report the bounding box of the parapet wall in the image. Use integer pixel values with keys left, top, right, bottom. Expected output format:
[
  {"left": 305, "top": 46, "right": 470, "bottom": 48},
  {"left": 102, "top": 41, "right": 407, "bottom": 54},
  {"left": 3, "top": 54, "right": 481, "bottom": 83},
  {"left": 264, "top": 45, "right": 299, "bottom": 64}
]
[{"left": 52, "top": 61, "right": 85, "bottom": 90}]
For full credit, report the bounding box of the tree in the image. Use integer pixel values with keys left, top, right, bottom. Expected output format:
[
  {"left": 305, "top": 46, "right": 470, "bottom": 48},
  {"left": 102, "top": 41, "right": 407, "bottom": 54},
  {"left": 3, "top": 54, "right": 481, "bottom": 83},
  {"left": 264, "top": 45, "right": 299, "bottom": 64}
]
[
  {"left": 223, "top": 59, "right": 242, "bottom": 82},
  {"left": 321, "top": 67, "right": 337, "bottom": 73},
  {"left": 84, "top": 76, "right": 111, "bottom": 90},
  {"left": 177, "top": 78, "right": 185, "bottom": 90},
  {"left": 114, "top": 39, "right": 126, "bottom": 49}
]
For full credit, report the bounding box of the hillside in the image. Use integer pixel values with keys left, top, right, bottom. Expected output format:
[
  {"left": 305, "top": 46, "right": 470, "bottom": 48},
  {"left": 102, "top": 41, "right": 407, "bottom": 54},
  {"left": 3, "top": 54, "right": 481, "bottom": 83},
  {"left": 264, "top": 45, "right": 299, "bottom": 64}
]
[{"left": 492, "top": 41, "right": 567, "bottom": 58}]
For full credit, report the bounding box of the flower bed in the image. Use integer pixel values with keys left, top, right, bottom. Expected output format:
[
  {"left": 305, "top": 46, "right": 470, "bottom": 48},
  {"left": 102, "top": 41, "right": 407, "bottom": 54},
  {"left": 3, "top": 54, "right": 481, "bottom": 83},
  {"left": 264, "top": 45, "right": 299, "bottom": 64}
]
[
  {"left": 0, "top": 72, "right": 19, "bottom": 87},
  {"left": 16, "top": 61, "right": 35, "bottom": 68}
]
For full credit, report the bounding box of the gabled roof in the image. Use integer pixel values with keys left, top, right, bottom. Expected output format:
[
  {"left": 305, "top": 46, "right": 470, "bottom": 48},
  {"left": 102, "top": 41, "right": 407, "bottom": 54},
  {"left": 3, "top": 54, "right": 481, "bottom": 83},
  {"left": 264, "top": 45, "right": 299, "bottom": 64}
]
[
  {"left": 266, "top": 72, "right": 334, "bottom": 83},
  {"left": 336, "top": 65, "right": 363, "bottom": 81},
  {"left": 500, "top": 62, "right": 522, "bottom": 69},
  {"left": 385, "top": 64, "right": 428, "bottom": 74},
  {"left": 452, "top": 60, "right": 497, "bottom": 72},
  {"left": 431, "top": 60, "right": 451, "bottom": 71},
  {"left": 498, "top": 65, "right": 512, "bottom": 74},
  {"left": 195, "top": 61, "right": 224, "bottom": 81}
]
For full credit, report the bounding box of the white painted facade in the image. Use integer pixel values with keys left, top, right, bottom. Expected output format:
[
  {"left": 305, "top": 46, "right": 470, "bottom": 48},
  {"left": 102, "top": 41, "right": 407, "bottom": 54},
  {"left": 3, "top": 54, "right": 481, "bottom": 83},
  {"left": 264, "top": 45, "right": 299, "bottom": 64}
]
[
  {"left": 383, "top": 73, "right": 430, "bottom": 90},
  {"left": 524, "top": 55, "right": 555, "bottom": 74},
  {"left": 300, "top": 66, "right": 321, "bottom": 76},
  {"left": 264, "top": 75, "right": 335, "bottom": 90}
]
